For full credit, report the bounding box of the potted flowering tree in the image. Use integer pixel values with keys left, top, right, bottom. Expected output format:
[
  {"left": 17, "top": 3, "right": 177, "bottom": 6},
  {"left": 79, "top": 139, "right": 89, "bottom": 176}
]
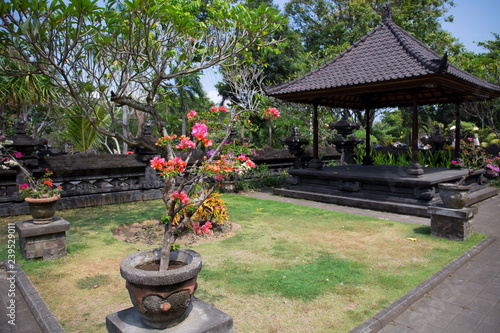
[{"left": 119, "top": 106, "right": 279, "bottom": 329}]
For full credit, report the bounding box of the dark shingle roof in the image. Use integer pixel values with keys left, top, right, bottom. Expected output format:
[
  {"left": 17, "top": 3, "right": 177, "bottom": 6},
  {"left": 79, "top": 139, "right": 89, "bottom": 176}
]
[{"left": 265, "top": 16, "right": 500, "bottom": 109}]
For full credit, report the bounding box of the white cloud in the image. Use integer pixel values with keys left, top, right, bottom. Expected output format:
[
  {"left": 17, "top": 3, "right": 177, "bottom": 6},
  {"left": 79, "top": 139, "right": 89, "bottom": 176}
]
[{"left": 207, "top": 89, "right": 222, "bottom": 105}]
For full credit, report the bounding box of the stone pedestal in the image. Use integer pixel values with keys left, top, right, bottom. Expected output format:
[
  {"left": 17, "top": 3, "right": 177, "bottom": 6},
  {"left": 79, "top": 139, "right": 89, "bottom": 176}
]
[
  {"left": 428, "top": 205, "right": 478, "bottom": 241},
  {"left": 106, "top": 297, "right": 233, "bottom": 333},
  {"left": 15, "top": 217, "right": 70, "bottom": 260}
]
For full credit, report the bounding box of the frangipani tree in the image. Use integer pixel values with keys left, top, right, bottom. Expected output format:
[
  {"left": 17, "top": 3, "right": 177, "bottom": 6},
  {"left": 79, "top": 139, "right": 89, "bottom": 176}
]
[
  {"left": 0, "top": 0, "right": 284, "bottom": 269},
  {"left": 0, "top": 0, "right": 283, "bottom": 147}
]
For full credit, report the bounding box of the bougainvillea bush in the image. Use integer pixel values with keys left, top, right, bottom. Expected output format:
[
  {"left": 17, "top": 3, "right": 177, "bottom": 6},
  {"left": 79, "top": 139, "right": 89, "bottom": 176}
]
[{"left": 451, "top": 137, "right": 500, "bottom": 184}]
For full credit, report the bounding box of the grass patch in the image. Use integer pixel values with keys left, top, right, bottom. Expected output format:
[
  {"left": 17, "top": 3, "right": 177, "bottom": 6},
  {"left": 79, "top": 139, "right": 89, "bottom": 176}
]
[
  {"left": 76, "top": 274, "right": 112, "bottom": 290},
  {"left": 0, "top": 194, "right": 486, "bottom": 332},
  {"left": 202, "top": 253, "right": 365, "bottom": 300}
]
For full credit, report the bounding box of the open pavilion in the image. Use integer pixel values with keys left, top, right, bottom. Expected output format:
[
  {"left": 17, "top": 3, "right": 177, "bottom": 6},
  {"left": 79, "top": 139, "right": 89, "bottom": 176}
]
[{"left": 265, "top": 7, "right": 500, "bottom": 217}]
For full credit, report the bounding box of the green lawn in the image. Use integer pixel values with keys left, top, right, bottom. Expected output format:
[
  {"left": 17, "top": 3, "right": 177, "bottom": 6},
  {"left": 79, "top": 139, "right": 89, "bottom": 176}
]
[{"left": 0, "top": 193, "right": 485, "bottom": 332}]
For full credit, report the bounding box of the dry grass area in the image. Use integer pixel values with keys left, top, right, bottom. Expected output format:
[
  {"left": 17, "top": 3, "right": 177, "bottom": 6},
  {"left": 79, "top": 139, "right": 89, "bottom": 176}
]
[{"left": 0, "top": 194, "right": 485, "bottom": 332}]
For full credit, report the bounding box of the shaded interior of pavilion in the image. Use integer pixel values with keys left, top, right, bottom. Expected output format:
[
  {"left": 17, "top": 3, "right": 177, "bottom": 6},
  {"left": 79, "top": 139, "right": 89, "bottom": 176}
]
[{"left": 265, "top": 7, "right": 500, "bottom": 217}]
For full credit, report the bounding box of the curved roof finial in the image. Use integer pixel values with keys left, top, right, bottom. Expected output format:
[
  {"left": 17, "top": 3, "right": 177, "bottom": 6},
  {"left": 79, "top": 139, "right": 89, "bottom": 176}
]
[{"left": 381, "top": 4, "right": 392, "bottom": 23}]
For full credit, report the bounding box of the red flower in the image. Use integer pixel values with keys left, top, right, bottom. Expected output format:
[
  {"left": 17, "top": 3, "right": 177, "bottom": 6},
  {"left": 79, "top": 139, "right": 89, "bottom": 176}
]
[
  {"left": 171, "top": 191, "right": 189, "bottom": 204},
  {"left": 150, "top": 156, "right": 167, "bottom": 170},
  {"left": 187, "top": 110, "right": 198, "bottom": 119}
]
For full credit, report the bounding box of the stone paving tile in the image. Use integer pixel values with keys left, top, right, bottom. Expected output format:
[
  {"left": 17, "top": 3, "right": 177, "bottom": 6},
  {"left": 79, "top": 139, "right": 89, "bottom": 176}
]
[
  {"left": 379, "top": 322, "right": 413, "bottom": 333},
  {"left": 450, "top": 309, "right": 485, "bottom": 330},
  {"left": 466, "top": 297, "right": 498, "bottom": 313},
  {"left": 432, "top": 294, "right": 470, "bottom": 309},
  {"left": 481, "top": 303, "right": 500, "bottom": 328},
  {"left": 410, "top": 323, "right": 446, "bottom": 333},
  {"left": 442, "top": 322, "right": 478, "bottom": 333},
  {"left": 478, "top": 283, "right": 500, "bottom": 302},
  {"left": 399, "top": 310, "right": 450, "bottom": 329},
  {"left": 447, "top": 269, "right": 475, "bottom": 282},
  {"left": 474, "top": 322, "right": 499, "bottom": 333},
  {"left": 451, "top": 281, "right": 486, "bottom": 297}
]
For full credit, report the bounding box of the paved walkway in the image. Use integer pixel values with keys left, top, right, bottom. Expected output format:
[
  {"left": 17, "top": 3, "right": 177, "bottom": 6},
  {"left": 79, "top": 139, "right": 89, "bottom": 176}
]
[{"left": 241, "top": 190, "right": 500, "bottom": 333}]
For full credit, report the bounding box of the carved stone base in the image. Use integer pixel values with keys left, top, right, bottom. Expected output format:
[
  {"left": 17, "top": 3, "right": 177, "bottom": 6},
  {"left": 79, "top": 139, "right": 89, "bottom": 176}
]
[
  {"left": 406, "top": 162, "right": 424, "bottom": 177},
  {"left": 428, "top": 205, "right": 478, "bottom": 241},
  {"left": 106, "top": 297, "right": 233, "bottom": 333},
  {"left": 15, "top": 217, "right": 70, "bottom": 260}
]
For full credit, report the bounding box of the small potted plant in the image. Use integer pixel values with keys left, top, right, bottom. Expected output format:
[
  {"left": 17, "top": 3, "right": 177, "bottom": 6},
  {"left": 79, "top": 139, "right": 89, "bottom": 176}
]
[
  {"left": 1, "top": 137, "right": 62, "bottom": 223},
  {"left": 18, "top": 169, "right": 62, "bottom": 223}
]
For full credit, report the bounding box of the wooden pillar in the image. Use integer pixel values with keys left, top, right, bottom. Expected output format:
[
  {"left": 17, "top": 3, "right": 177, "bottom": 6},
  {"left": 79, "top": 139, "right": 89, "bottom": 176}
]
[
  {"left": 362, "top": 108, "right": 373, "bottom": 165},
  {"left": 308, "top": 103, "right": 323, "bottom": 169},
  {"left": 313, "top": 103, "right": 319, "bottom": 160},
  {"left": 406, "top": 93, "right": 423, "bottom": 176},
  {"left": 411, "top": 97, "right": 419, "bottom": 164},
  {"left": 454, "top": 103, "right": 461, "bottom": 160}
]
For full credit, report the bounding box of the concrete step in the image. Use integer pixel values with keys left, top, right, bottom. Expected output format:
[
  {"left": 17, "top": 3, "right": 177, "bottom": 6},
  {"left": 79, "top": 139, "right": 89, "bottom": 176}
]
[{"left": 273, "top": 187, "right": 432, "bottom": 217}]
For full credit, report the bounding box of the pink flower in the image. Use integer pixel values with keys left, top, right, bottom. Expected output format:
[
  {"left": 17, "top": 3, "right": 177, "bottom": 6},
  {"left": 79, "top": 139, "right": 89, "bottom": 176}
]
[
  {"left": 236, "top": 154, "right": 249, "bottom": 162},
  {"left": 244, "top": 160, "right": 256, "bottom": 168},
  {"left": 171, "top": 191, "right": 189, "bottom": 204},
  {"left": 487, "top": 163, "right": 500, "bottom": 177},
  {"left": 175, "top": 135, "right": 196, "bottom": 150},
  {"left": 187, "top": 110, "right": 198, "bottom": 119},
  {"left": 200, "top": 221, "right": 212, "bottom": 234},
  {"left": 193, "top": 222, "right": 202, "bottom": 235},
  {"left": 150, "top": 156, "right": 167, "bottom": 170},
  {"left": 264, "top": 107, "right": 280, "bottom": 119},
  {"left": 13, "top": 152, "right": 23, "bottom": 158},
  {"left": 18, "top": 183, "right": 29, "bottom": 190},
  {"left": 191, "top": 123, "right": 208, "bottom": 141}
]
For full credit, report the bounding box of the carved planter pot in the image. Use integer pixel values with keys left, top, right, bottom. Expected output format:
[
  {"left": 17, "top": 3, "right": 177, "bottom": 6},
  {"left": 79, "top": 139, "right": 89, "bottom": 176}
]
[
  {"left": 120, "top": 248, "right": 202, "bottom": 329},
  {"left": 25, "top": 195, "right": 60, "bottom": 224},
  {"left": 438, "top": 183, "right": 472, "bottom": 209}
]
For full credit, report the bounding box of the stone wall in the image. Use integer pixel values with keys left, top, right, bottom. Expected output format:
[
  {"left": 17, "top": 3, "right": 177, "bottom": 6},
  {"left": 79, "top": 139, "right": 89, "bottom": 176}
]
[
  {"left": 0, "top": 152, "right": 163, "bottom": 217},
  {"left": 1, "top": 148, "right": 340, "bottom": 217}
]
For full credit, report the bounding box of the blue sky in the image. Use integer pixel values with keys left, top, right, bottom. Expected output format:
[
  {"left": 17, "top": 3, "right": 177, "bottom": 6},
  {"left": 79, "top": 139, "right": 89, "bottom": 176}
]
[
  {"left": 202, "top": 0, "right": 500, "bottom": 103},
  {"left": 441, "top": 0, "right": 499, "bottom": 52}
]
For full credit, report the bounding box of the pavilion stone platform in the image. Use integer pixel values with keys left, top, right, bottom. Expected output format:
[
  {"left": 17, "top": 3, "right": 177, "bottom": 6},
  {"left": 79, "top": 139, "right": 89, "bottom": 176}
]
[
  {"left": 274, "top": 165, "right": 499, "bottom": 217},
  {"left": 106, "top": 297, "right": 233, "bottom": 333}
]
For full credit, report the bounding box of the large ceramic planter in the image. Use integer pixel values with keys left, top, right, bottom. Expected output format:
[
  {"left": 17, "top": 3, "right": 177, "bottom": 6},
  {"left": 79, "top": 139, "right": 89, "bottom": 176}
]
[
  {"left": 438, "top": 183, "right": 472, "bottom": 209},
  {"left": 120, "top": 248, "right": 202, "bottom": 329},
  {"left": 24, "top": 195, "right": 60, "bottom": 224}
]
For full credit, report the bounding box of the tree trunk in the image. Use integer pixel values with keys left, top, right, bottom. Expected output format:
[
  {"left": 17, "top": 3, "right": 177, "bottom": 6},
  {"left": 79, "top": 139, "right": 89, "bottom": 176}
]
[{"left": 159, "top": 224, "right": 173, "bottom": 271}]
